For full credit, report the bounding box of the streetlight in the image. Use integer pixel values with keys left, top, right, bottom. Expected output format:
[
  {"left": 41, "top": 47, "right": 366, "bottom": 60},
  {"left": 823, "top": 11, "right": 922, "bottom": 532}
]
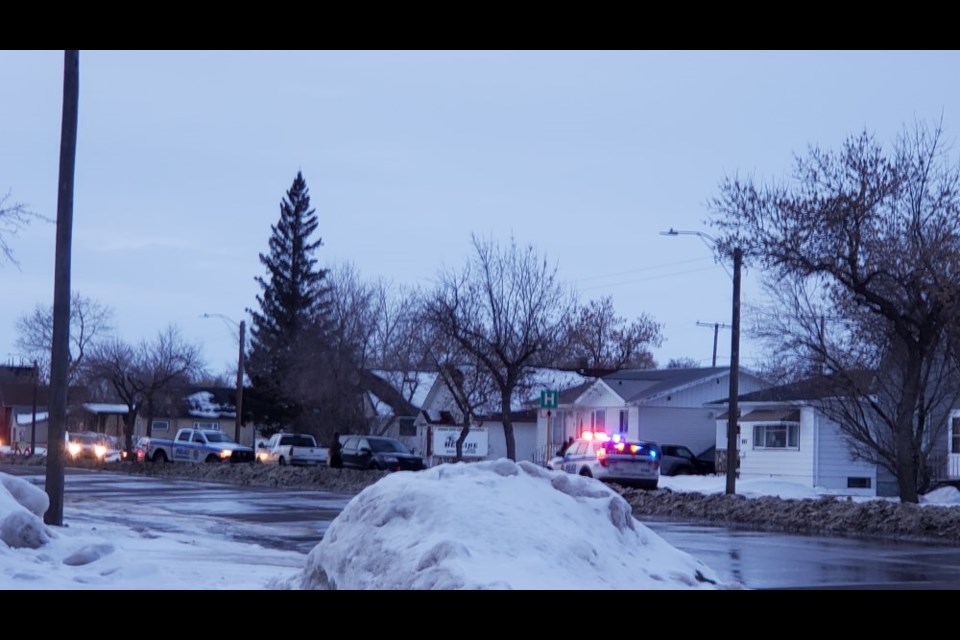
[
  {"left": 202, "top": 313, "right": 248, "bottom": 448},
  {"left": 660, "top": 228, "right": 742, "bottom": 496}
]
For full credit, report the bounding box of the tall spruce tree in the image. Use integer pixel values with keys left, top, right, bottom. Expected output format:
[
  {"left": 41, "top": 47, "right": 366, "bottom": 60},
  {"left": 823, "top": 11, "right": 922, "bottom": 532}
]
[{"left": 247, "top": 172, "right": 330, "bottom": 428}]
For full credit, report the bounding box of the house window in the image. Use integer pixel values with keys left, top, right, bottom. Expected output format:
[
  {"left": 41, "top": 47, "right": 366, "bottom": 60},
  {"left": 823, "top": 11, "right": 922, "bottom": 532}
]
[
  {"left": 952, "top": 417, "right": 960, "bottom": 454},
  {"left": 591, "top": 410, "right": 605, "bottom": 432},
  {"left": 847, "top": 477, "right": 872, "bottom": 489},
  {"left": 399, "top": 417, "right": 416, "bottom": 437},
  {"left": 753, "top": 423, "right": 799, "bottom": 450},
  {"left": 193, "top": 421, "right": 220, "bottom": 430},
  {"left": 151, "top": 420, "right": 169, "bottom": 432},
  {"left": 618, "top": 410, "right": 629, "bottom": 434}
]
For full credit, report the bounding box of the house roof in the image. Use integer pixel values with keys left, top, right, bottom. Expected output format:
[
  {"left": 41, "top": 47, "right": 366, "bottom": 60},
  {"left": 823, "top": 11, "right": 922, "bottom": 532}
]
[
  {"left": 731, "top": 371, "right": 874, "bottom": 404},
  {"left": 83, "top": 403, "right": 128, "bottom": 415},
  {"left": 721, "top": 408, "right": 801, "bottom": 422},
  {"left": 600, "top": 367, "right": 735, "bottom": 403},
  {"left": 365, "top": 370, "right": 435, "bottom": 417},
  {"left": 181, "top": 388, "right": 237, "bottom": 419}
]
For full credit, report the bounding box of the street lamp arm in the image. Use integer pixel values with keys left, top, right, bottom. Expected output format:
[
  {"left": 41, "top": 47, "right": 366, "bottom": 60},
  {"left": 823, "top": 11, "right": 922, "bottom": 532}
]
[{"left": 660, "top": 227, "right": 741, "bottom": 496}]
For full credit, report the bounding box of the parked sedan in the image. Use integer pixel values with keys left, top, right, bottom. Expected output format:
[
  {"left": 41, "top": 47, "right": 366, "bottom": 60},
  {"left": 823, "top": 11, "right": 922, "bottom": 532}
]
[
  {"left": 660, "top": 444, "right": 715, "bottom": 476},
  {"left": 340, "top": 435, "right": 425, "bottom": 471}
]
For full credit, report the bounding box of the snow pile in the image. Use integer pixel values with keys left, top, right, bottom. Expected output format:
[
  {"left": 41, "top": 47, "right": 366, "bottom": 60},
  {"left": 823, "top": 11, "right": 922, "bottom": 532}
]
[
  {"left": 922, "top": 485, "right": 960, "bottom": 505},
  {"left": 0, "top": 473, "right": 51, "bottom": 549},
  {"left": 298, "top": 458, "right": 729, "bottom": 590}
]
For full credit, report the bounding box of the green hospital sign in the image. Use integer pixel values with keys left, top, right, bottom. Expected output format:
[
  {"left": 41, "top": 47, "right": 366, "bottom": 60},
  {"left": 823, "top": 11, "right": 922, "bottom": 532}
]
[{"left": 540, "top": 389, "right": 559, "bottom": 410}]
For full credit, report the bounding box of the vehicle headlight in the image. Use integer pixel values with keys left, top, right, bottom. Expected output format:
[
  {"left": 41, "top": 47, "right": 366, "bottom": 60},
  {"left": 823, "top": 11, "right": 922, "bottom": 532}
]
[
  {"left": 94, "top": 444, "right": 107, "bottom": 459},
  {"left": 67, "top": 442, "right": 81, "bottom": 457},
  {"left": 220, "top": 449, "right": 233, "bottom": 459}
]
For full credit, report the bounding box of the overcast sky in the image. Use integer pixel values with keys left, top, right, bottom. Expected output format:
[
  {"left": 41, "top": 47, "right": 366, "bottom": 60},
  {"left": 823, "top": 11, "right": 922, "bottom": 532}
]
[{"left": 2, "top": 51, "right": 960, "bottom": 377}]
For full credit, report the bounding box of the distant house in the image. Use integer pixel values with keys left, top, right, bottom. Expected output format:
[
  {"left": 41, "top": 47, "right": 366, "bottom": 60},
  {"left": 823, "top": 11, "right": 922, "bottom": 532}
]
[
  {"left": 416, "top": 367, "right": 595, "bottom": 465},
  {"left": 541, "top": 367, "right": 770, "bottom": 461},
  {"left": 148, "top": 387, "right": 242, "bottom": 441},
  {"left": 362, "top": 370, "right": 438, "bottom": 453},
  {"left": 0, "top": 365, "right": 44, "bottom": 450},
  {"left": 708, "top": 376, "right": 900, "bottom": 497}
]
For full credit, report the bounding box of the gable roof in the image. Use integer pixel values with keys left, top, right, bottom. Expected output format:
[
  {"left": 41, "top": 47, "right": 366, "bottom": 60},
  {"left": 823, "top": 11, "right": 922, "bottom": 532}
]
[
  {"left": 600, "top": 367, "right": 736, "bottom": 403},
  {"left": 732, "top": 371, "right": 874, "bottom": 404},
  {"left": 363, "top": 370, "right": 433, "bottom": 417}
]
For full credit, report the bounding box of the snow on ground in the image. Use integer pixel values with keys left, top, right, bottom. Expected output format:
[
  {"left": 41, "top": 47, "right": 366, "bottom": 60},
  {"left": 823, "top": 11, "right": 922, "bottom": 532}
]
[
  {"left": 293, "top": 459, "right": 730, "bottom": 590},
  {"left": 4, "top": 458, "right": 960, "bottom": 590}
]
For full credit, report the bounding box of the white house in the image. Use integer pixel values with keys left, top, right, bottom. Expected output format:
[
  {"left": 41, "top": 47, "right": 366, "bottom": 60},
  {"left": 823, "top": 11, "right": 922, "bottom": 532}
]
[
  {"left": 539, "top": 367, "right": 770, "bottom": 462},
  {"left": 416, "top": 367, "right": 594, "bottom": 466},
  {"left": 709, "top": 377, "right": 899, "bottom": 497}
]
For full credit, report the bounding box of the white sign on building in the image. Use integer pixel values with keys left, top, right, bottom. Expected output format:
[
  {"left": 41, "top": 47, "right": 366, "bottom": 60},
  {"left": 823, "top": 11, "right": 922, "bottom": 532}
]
[{"left": 431, "top": 426, "right": 489, "bottom": 458}]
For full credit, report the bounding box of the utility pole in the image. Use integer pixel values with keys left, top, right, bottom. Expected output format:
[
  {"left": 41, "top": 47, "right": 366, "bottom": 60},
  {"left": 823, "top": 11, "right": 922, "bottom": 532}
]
[
  {"left": 45, "top": 50, "right": 79, "bottom": 527},
  {"left": 725, "top": 247, "right": 742, "bottom": 496},
  {"left": 236, "top": 320, "right": 247, "bottom": 447},
  {"left": 30, "top": 361, "right": 38, "bottom": 455},
  {"left": 661, "top": 227, "right": 742, "bottom": 496},
  {"left": 696, "top": 321, "right": 731, "bottom": 367}
]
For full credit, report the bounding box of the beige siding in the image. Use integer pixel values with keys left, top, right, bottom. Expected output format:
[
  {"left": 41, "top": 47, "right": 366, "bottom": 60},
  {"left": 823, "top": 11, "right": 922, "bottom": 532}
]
[{"left": 636, "top": 406, "right": 716, "bottom": 453}]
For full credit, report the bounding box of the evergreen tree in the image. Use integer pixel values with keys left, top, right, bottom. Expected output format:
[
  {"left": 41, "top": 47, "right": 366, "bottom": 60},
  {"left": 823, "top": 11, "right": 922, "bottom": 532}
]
[{"left": 247, "top": 172, "right": 330, "bottom": 428}]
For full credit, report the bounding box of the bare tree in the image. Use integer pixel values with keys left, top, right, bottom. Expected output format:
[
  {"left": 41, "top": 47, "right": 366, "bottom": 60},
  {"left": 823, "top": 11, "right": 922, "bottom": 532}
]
[
  {"left": 711, "top": 123, "right": 960, "bottom": 502},
  {"left": 419, "top": 319, "right": 498, "bottom": 460},
  {"left": 16, "top": 292, "right": 114, "bottom": 382},
  {"left": 85, "top": 326, "right": 204, "bottom": 451},
  {"left": 562, "top": 295, "right": 662, "bottom": 369},
  {"left": 0, "top": 190, "right": 45, "bottom": 266},
  {"left": 424, "top": 235, "right": 573, "bottom": 460},
  {"left": 667, "top": 357, "right": 700, "bottom": 369}
]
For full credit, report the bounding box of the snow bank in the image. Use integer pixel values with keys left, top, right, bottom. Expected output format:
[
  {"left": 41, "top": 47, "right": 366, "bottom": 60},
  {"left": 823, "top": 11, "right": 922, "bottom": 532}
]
[
  {"left": 0, "top": 473, "right": 51, "bottom": 549},
  {"left": 298, "top": 458, "right": 729, "bottom": 590}
]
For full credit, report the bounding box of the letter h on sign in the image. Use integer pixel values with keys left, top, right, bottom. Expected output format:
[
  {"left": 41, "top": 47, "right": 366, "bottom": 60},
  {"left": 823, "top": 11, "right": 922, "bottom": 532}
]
[{"left": 540, "top": 390, "right": 559, "bottom": 410}]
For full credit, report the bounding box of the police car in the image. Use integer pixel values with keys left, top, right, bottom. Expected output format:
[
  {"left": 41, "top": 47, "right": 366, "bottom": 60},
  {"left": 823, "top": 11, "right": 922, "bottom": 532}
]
[{"left": 554, "top": 432, "right": 660, "bottom": 490}]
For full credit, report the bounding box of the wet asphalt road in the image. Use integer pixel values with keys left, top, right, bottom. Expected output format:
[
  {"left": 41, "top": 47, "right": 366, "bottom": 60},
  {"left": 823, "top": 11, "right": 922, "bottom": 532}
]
[{"left": 6, "top": 464, "right": 960, "bottom": 589}]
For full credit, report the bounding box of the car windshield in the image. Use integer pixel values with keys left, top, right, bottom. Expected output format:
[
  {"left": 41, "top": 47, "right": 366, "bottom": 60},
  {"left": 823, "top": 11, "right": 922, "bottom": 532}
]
[
  {"left": 203, "top": 432, "right": 233, "bottom": 443},
  {"left": 69, "top": 433, "right": 102, "bottom": 445},
  {"left": 281, "top": 435, "right": 315, "bottom": 447},
  {"left": 369, "top": 439, "right": 408, "bottom": 454}
]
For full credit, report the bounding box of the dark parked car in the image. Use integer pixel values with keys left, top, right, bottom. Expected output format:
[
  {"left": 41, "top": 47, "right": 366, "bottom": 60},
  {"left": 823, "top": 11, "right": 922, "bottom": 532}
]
[
  {"left": 660, "top": 444, "right": 715, "bottom": 476},
  {"left": 340, "top": 435, "right": 425, "bottom": 471}
]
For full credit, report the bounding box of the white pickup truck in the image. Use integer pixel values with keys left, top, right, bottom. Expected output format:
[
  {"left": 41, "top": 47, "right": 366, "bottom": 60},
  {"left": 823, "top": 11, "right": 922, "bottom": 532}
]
[
  {"left": 143, "top": 428, "right": 255, "bottom": 464},
  {"left": 257, "top": 432, "right": 328, "bottom": 466}
]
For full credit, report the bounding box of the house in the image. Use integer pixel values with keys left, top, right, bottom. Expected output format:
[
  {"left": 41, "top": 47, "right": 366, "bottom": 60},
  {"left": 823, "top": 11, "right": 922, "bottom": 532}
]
[
  {"left": 708, "top": 376, "right": 898, "bottom": 497},
  {"left": 142, "top": 387, "right": 243, "bottom": 442},
  {"left": 362, "top": 370, "right": 438, "bottom": 452},
  {"left": 0, "top": 364, "right": 43, "bottom": 450},
  {"left": 540, "top": 367, "right": 770, "bottom": 461},
  {"left": 416, "top": 367, "right": 595, "bottom": 465}
]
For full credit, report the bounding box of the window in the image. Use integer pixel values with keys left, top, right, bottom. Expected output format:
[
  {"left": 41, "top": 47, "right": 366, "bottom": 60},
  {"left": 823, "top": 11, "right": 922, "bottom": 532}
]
[
  {"left": 193, "top": 421, "right": 219, "bottom": 430},
  {"left": 952, "top": 417, "right": 960, "bottom": 454},
  {"left": 399, "top": 417, "right": 416, "bottom": 437},
  {"left": 618, "top": 410, "right": 629, "bottom": 434},
  {"left": 591, "top": 410, "right": 605, "bottom": 431},
  {"left": 151, "top": 420, "right": 169, "bottom": 432},
  {"left": 847, "top": 477, "right": 872, "bottom": 489},
  {"left": 753, "top": 423, "right": 799, "bottom": 450},
  {"left": 176, "top": 431, "right": 191, "bottom": 442}
]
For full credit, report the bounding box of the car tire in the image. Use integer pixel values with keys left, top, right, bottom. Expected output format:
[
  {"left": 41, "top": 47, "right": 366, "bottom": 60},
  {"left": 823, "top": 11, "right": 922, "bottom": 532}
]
[
  {"left": 153, "top": 451, "right": 168, "bottom": 463},
  {"left": 676, "top": 466, "right": 692, "bottom": 476},
  {"left": 279, "top": 456, "right": 287, "bottom": 466},
  {"left": 205, "top": 454, "right": 220, "bottom": 463},
  {"left": 579, "top": 468, "right": 592, "bottom": 478}
]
